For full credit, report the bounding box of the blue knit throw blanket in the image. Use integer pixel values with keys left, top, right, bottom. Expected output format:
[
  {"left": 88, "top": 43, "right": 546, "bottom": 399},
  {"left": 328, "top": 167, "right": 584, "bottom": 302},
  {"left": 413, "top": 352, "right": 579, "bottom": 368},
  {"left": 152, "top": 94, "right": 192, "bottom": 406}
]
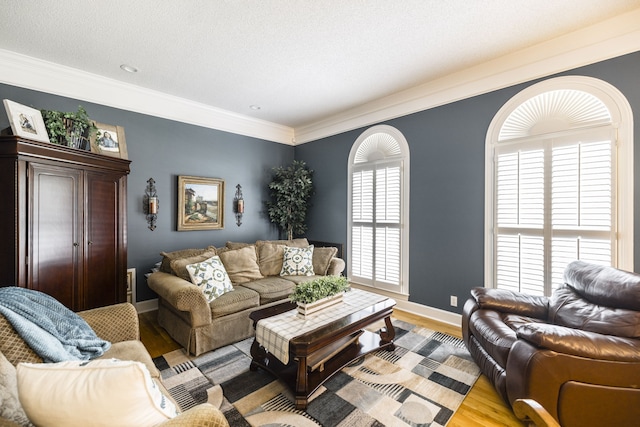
[{"left": 0, "top": 287, "right": 111, "bottom": 362}]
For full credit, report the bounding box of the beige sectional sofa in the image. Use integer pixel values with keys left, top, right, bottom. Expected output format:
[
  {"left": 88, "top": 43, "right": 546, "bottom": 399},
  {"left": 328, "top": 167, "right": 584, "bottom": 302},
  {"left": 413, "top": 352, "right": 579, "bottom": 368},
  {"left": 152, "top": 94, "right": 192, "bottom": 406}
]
[{"left": 147, "top": 239, "right": 345, "bottom": 356}]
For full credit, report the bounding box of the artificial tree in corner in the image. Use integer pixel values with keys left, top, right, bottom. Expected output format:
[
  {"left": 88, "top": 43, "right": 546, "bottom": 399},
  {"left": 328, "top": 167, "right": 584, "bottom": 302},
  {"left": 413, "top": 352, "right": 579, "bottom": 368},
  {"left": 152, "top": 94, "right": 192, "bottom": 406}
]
[{"left": 267, "top": 160, "right": 314, "bottom": 240}]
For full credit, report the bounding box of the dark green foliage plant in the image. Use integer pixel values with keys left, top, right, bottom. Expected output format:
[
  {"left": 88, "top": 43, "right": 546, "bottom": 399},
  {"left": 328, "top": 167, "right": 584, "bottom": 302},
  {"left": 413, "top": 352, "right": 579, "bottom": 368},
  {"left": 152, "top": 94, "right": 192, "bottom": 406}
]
[
  {"left": 267, "top": 160, "right": 314, "bottom": 240},
  {"left": 41, "top": 105, "right": 97, "bottom": 148},
  {"left": 289, "top": 276, "right": 350, "bottom": 304}
]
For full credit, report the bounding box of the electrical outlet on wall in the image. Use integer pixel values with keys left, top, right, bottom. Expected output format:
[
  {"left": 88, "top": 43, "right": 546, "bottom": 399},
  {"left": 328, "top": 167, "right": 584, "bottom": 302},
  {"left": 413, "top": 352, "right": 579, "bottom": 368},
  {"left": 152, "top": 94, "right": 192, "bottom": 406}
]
[{"left": 450, "top": 295, "right": 458, "bottom": 307}]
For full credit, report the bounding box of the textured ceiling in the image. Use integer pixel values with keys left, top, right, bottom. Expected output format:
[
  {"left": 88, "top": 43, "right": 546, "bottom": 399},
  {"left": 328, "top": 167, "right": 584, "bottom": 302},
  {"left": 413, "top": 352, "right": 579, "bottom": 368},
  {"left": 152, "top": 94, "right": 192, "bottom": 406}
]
[{"left": 1, "top": 0, "right": 640, "bottom": 131}]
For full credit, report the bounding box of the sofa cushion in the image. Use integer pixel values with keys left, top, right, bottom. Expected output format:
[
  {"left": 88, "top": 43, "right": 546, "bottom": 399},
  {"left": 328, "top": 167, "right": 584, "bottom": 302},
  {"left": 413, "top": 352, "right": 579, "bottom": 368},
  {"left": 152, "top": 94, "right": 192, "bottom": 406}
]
[
  {"left": 280, "top": 245, "right": 315, "bottom": 276},
  {"left": 186, "top": 256, "right": 234, "bottom": 302},
  {"left": 279, "top": 274, "right": 325, "bottom": 285},
  {"left": 225, "top": 241, "right": 253, "bottom": 250},
  {"left": 159, "top": 246, "right": 216, "bottom": 274},
  {"left": 312, "top": 246, "right": 338, "bottom": 276},
  {"left": 210, "top": 287, "right": 260, "bottom": 319},
  {"left": 217, "top": 245, "right": 263, "bottom": 284},
  {"left": 17, "top": 359, "right": 178, "bottom": 427},
  {"left": 0, "top": 351, "right": 32, "bottom": 427},
  {"left": 238, "top": 277, "right": 296, "bottom": 304},
  {"left": 169, "top": 249, "right": 217, "bottom": 281},
  {"left": 256, "top": 239, "right": 311, "bottom": 276}
]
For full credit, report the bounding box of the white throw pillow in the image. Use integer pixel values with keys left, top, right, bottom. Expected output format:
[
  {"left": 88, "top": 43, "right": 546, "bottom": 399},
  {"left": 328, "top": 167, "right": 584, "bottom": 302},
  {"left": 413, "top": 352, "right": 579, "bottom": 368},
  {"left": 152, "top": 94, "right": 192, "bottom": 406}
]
[
  {"left": 186, "top": 255, "right": 234, "bottom": 302},
  {"left": 280, "top": 245, "right": 315, "bottom": 276},
  {"left": 17, "top": 359, "right": 178, "bottom": 427}
]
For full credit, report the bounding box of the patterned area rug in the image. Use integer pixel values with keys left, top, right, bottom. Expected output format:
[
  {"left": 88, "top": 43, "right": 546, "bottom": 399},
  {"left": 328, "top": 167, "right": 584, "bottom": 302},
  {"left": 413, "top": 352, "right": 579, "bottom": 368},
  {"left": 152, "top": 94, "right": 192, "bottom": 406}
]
[{"left": 153, "top": 319, "right": 480, "bottom": 426}]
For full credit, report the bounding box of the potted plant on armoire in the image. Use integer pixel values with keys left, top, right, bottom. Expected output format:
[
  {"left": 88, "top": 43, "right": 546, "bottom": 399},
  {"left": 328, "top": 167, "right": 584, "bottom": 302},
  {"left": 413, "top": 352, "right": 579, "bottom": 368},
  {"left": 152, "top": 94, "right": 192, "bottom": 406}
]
[{"left": 266, "top": 160, "right": 314, "bottom": 240}]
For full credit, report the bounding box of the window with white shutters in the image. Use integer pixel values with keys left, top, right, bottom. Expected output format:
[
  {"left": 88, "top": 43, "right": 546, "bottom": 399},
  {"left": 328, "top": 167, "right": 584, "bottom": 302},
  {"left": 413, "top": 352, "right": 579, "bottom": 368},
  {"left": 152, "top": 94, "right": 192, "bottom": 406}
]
[
  {"left": 486, "top": 77, "right": 633, "bottom": 296},
  {"left": 349, "top": 126, "right": 409, "bottom": 295}
]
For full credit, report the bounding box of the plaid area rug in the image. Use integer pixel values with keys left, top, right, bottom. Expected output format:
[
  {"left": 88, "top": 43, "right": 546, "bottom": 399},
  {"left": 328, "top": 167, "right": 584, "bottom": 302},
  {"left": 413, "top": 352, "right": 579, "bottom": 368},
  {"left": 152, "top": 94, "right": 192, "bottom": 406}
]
[{"left": 153, "top": 319, "right": 480, "bottom": 426}]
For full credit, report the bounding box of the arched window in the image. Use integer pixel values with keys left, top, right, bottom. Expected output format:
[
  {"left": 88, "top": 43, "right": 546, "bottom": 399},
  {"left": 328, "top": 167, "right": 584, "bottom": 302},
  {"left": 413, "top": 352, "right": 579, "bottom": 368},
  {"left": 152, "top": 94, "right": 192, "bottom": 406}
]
[
  {"left": 485, "top": 76, "right": 633, "bottom": 295},
  {"left": 348, "top": 125, "right": 410, "bottom": 295}
]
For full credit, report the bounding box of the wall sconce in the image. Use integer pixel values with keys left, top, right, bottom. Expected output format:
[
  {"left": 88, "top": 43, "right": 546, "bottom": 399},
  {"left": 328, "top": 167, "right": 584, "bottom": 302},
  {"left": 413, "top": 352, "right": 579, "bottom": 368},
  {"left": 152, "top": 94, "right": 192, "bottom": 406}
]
[
  {"left": 143, "top": 178, "right": 158, "bottom": 231},
  {"left": 234, "top": 184, "right": 244, "bottom": 227}
]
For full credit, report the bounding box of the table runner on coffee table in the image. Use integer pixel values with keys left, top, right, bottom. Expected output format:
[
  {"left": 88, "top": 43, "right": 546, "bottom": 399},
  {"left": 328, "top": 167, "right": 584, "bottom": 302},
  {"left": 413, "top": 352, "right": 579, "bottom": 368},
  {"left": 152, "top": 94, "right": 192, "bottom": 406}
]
[{"left": 256, "top": 289, "right": 389, "bottom": 364}]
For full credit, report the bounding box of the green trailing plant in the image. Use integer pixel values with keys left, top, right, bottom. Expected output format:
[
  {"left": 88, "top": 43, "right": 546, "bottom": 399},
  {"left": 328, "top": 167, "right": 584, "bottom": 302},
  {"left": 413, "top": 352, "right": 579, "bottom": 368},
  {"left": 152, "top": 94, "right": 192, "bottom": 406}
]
[
  {"left": 266, "top": 160, "right": 314, "bottom": 240},
  {"left": 41, "top": 105, "right": 97, "bottom": 148},
  {"left": 289, "top": 276, "right": 350, "bottom": 304}
]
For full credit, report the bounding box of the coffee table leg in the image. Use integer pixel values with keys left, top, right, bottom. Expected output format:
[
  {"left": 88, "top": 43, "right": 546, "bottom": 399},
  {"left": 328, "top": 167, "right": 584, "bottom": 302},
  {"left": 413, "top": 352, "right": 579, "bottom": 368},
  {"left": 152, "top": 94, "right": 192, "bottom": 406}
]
[
  {"left": 295, "top": 356, "right": 309, "bottom": 409},
  {"left": 380, "top": 315, "right": 396, "bottom": 351},
  {"left": 250, "top": 339, "right": 266, "bottom": 371}
]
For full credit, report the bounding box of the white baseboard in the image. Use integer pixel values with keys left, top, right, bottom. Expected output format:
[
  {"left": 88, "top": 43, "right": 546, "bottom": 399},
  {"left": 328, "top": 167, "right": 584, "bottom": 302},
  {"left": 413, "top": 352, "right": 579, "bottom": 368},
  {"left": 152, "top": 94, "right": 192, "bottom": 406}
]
[
  {"left": 135, "top": 298, "right": 158, "bottom": 313},
  {"left": 394, "top": 299, "right": 462, "bottom": 328}
]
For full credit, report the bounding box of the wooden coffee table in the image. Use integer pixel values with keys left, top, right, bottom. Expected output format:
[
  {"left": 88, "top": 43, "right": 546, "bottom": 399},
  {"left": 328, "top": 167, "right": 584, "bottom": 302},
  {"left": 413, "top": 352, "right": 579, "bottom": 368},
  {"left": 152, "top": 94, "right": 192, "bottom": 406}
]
[{"left": 249, "top": 293, "right": 396, "bottom": 409}]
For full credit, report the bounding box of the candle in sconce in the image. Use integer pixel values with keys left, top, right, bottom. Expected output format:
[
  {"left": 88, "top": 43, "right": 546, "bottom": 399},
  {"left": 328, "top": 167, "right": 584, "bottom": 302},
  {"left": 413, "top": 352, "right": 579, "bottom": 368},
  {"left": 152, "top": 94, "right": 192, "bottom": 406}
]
[
  {"left": 237, "top": 199, "right": 244, "bottom": 213},
  {"left": 149, "top": 196, "right": 158, "bottom": 214}
]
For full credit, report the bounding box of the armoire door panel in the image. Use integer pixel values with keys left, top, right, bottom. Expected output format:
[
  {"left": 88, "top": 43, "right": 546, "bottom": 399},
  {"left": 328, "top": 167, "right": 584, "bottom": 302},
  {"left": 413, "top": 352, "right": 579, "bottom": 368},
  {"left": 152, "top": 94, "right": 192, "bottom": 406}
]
[
  {"left": 30, "top": 164, "right": 83, "bottom": 310},
  {"left": 84, "top": 172, "right": 120, "bottom": 309}
]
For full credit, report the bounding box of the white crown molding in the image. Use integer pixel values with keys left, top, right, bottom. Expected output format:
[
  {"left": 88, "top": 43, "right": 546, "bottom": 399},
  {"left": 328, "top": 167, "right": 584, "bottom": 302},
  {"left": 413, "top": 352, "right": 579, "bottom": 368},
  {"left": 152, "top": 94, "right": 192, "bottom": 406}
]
[
  {"left": 294, "top": 8, "right": 640, "bottom": 144},
  {"left": 0, "top": 49, "right": 295, "bottom": 145}
]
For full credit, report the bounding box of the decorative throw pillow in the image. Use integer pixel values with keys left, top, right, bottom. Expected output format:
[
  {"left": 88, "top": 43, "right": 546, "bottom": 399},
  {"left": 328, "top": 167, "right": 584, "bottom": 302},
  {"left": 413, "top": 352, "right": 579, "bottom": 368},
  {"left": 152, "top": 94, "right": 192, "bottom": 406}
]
[
  {"left": 185, "top": 256, "right": 234, "bottom": 302},
  {"left": 168, "top": 249, "right": 217, "bottom": 281},
  {"left": 218, "top": 245, "right": 263, "bottom": 284},
  {"left": 312, "top": 246, "right": 338, "bottom": 276},
  {"left": 159, "top": 246, "right": 216, "bottom": 274},
  {"left": 255, "top": 239, "right": 313, "bottom": 276},
  {"left": 280, "top": 245, "right": 315, "bottom": 276},
  {"left": 0, "top": 351, "right": 32, "bottom": 427},
  {"left": 17, "top": 359, "right": 178, "bottom": 427}
]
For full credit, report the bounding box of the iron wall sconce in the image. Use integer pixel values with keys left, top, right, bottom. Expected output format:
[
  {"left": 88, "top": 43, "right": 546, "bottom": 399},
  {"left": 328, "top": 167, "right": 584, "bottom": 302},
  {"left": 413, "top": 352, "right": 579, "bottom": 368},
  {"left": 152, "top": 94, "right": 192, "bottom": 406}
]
[
  {"left": 234, "top": 184, "right": 244, "bottom": 227},
  {"left": 143, "top": 178, "right": 158, "bottom": 231}
]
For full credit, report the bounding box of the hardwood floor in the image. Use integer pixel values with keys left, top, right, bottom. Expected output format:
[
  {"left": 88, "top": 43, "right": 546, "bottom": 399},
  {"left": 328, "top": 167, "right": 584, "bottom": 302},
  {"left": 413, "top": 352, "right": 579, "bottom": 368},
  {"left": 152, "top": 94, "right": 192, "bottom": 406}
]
[{"left": 138, "top": 309, "right": 524, "bottom": 426}]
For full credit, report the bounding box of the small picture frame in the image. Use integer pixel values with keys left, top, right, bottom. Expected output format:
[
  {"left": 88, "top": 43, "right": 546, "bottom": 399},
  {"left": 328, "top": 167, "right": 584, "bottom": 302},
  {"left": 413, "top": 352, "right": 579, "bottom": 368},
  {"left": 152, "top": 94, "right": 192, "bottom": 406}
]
[
  {"left": 177, "top": 175, "right": 225, "bottom": 231},
  {"left": 91, "top": 122, "right": 128, "bottom": 159},
  {"left": 3, "top": 99, "right": 50, "bottom": 143}
]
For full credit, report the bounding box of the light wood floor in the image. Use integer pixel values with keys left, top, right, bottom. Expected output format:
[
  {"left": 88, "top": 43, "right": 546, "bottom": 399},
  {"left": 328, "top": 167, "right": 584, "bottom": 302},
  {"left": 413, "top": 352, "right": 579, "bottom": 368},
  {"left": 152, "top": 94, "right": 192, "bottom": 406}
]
[{"left": 138, "top": 309, "right": 524, "bottom": 426}]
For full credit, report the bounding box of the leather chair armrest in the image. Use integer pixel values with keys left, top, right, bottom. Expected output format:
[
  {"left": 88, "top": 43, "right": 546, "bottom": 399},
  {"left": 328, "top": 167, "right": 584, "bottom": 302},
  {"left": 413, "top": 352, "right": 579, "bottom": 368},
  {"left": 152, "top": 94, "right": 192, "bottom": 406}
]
[
  {"left": 513, "top": 399, "right": 560, "bottom": 427},
  {"left": 148, "top": 272, "right": 212, "bottom": 327},
  {"left": 516, "top": 322, "right": 640, "bottom": 362},
  {"left": 470, "top": 287, "right": 549, "bottom": 319},
  {"left": 79, "top": 302, "right": 139, "bottom": 342},
  {"left": 159, "top": 404, "right": 229, "bottom": 427},
  {"left": 327, "top": 257, "right": 346, "bottom": 276}
]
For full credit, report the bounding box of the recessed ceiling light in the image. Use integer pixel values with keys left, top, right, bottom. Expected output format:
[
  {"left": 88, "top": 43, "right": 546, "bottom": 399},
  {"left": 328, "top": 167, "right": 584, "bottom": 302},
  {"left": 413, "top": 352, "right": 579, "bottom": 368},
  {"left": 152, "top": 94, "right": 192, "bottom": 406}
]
[
  {"left": 120, "top": 64, "right": 138, "bottom": 73},
  {"left": 249, "top": 105, "right": 261, "bottom": 110}
]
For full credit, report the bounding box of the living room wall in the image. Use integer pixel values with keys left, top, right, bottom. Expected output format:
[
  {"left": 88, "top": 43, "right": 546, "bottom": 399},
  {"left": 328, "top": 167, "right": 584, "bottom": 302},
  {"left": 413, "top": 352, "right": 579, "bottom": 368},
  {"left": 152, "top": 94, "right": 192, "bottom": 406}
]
[
  {"left": 0, "top": 83, "right": 292, "bottom": 302},
  {"left": 296, "top": 51, "right": 640, "bottom": 315}
]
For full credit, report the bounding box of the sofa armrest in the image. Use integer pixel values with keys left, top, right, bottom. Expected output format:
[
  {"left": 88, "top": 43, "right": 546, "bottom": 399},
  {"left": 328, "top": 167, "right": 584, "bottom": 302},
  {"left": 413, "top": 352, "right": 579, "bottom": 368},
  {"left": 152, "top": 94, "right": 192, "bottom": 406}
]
[
  {"left": 516, "top": 322, "right": 640, "bottom": 362},
  {"left": 159, "top": 404, "right": 229, "bottom": 427},
  {"left": 148, "top": 272, "right": 212, "bottom": 327},
  {"left": 327, "top": 257, "right": 345, "bottom": 276},
  {"left": 79, "top": 302, "right": 139, "bottom": 342},
  {"left": 470, "top": 287, "right": 549, "bottom": 319}
]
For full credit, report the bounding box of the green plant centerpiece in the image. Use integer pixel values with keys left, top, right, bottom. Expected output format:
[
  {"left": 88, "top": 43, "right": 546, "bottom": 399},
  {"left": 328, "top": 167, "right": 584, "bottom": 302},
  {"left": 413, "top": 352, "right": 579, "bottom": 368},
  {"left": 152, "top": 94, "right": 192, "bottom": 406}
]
[
  {"left": 290, "top": 276, "right": 350, "bottom": 315},
  {"left": 266, "top": 160, "right": 314, "bottom": 240},
  {"left": 41, "top": 105, "right": 97, "bottom": 150}
]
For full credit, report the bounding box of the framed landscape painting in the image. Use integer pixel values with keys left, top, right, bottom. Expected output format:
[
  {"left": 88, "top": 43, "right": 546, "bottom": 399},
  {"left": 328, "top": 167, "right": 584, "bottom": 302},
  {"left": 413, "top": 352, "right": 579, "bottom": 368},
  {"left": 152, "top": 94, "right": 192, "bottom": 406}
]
[{"left": 177, "top": 176, "right": 224, "bottom": 231}]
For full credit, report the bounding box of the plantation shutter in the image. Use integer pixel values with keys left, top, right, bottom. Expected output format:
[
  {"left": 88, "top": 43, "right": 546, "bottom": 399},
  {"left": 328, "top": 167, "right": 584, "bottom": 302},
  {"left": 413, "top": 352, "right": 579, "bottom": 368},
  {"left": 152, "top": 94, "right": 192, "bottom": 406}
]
[
  {"left": 352, "top": 162, "right": 401, "bottom": 287},
  {"left": 494, "top": 127, "right": 614, "bottom": 295}
]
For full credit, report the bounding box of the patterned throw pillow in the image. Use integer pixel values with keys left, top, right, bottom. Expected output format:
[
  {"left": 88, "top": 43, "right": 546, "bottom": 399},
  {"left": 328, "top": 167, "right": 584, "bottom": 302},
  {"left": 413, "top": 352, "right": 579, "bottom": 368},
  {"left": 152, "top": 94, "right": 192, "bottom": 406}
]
[
  {"left": 280, "top": 245, "right": 315, "bottom": 276},
  {"left": 186, "top": 256, "right": 234, "bottom": 302}
]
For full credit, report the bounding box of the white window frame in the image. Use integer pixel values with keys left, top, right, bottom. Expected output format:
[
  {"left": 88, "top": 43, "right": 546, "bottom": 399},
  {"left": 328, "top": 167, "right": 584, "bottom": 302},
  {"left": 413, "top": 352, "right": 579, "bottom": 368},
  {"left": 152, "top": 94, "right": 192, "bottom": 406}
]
[
  {"left": 348, "top": 125, "right": 410, "bottom": 296},
  {"left": 485, "top": 76, "right": 634, "bottom": 293}
]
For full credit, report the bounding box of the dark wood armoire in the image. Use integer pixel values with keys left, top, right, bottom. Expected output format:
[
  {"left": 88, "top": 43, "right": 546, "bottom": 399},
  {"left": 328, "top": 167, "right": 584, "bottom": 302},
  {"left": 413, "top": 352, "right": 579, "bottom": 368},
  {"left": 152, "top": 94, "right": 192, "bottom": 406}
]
[{"left": 0, "top": 136, "right": 130, "bottom": 311}]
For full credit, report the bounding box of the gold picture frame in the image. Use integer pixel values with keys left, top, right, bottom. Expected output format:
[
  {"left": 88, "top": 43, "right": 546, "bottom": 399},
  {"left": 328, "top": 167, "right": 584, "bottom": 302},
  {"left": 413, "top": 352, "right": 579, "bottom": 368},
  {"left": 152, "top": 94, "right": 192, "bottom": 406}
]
[
  {"left": 91, "top": 122, "right": 128, "bottom": 159},
  {"left": 177, "top": 175, "right": 225, "bottom": 231}
]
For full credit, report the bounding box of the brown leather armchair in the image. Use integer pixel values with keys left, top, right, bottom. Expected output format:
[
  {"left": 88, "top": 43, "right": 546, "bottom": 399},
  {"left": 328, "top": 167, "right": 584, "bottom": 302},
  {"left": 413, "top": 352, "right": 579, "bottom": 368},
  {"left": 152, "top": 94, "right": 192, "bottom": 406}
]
[{"left": 462, "top": 260, "right": 640, "bottom": 426}]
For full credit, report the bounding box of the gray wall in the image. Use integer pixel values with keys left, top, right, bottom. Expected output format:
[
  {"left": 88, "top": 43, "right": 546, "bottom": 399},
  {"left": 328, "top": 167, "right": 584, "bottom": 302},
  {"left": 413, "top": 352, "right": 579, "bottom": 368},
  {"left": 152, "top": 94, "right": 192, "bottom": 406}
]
[
  {"left": 296, "top": 51, "right": 640, "bottom": 314},
  {"left": 0, "top": 84, "right": 292, "bottom": 301}
]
